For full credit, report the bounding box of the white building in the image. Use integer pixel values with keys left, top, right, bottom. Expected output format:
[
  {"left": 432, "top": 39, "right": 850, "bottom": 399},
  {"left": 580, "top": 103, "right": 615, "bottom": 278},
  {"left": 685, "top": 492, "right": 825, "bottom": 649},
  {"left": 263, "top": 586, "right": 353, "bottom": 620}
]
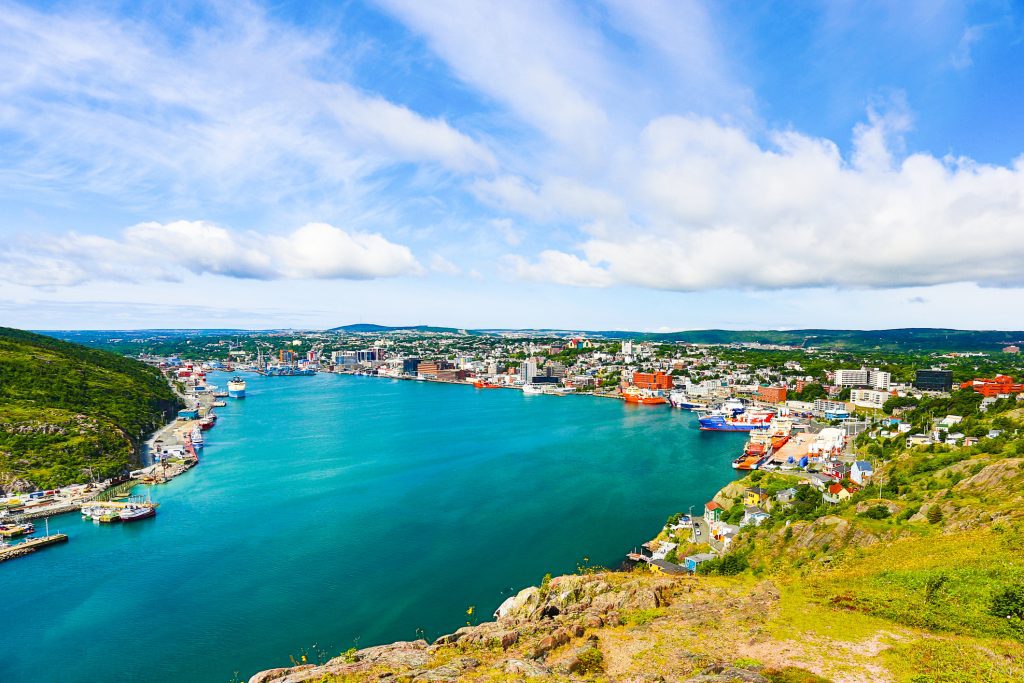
[
  {"left": 835, "top": 367, "right": 891, "bottom": 390},
  {"left": 850, "top": 389, "right": 889, "bottom": 410}
]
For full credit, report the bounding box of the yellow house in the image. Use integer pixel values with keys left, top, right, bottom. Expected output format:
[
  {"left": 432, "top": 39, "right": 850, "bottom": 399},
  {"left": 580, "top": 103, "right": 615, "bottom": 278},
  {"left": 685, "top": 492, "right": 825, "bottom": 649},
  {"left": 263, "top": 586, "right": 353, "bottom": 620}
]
[{"left": 744, "top": 487, "right": 769, "bottom": 507}]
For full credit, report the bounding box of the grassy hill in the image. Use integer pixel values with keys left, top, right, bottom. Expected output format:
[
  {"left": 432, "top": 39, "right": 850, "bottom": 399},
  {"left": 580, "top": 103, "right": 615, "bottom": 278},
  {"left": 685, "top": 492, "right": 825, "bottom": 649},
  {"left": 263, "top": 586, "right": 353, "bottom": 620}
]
[
  {"left": 0, "top": 327, "right": 182, "bottom": 491},
  {"left": 251, "top": 402, "right": 1024, "bottom": 682}
]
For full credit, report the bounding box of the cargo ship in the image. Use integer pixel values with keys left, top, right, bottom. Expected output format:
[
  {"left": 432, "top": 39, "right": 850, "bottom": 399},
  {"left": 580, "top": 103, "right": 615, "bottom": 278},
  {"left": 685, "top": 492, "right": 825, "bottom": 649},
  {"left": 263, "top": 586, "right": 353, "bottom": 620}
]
[
  {"left": 227, "top": 377, "right": 246, "bottom": 399},
  {"left": 697, "top": 405, "right": 774, "bottom": 431},
  {"left": 622, "top": 386, "right": 668, "bottom": 405}
]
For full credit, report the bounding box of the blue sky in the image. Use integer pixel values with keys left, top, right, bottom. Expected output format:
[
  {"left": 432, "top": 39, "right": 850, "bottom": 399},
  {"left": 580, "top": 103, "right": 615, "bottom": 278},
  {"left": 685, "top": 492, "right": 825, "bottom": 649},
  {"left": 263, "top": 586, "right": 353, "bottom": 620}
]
[{"left": 2, "top": 0, "right": 1024, "bottom": 330}]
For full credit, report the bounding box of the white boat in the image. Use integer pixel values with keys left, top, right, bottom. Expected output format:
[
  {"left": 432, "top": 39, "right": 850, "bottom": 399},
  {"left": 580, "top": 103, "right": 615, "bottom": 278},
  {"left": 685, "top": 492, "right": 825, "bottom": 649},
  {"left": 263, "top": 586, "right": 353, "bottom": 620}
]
[
  {"left": 522, "top": 383, "right": 545, "bottom": 395},
  {"left": 227, "top": 377, "right": 247, "bottom": 399},
  {"left": 190, "top": 425, "right": 204, "bottom": 448},
  {"left": 119, "top": 505, "right": 156, "bottom": 522},
  {"left": 669, "top": 391, "right": 708, "bottom": 410}
]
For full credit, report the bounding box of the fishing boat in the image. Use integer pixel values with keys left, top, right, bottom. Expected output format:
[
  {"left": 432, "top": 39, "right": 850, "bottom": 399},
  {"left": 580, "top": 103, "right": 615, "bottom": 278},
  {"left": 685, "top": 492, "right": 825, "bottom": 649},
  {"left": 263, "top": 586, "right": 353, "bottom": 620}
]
[
  {"left": 623, "top": 386, "right": 668, "bottom": 405},
  {"left": 199, "top": 413, "right": 217, "bottom": 430},
  {"left": 118, "top": 505, "right": 156, "bottom": 522}
]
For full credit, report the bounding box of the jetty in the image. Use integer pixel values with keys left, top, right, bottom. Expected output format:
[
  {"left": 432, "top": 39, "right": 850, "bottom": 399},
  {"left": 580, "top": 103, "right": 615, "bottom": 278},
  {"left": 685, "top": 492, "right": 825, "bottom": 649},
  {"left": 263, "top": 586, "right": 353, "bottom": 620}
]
[{"left": 0, "top": 534, "right": 69, "bottom": 563}]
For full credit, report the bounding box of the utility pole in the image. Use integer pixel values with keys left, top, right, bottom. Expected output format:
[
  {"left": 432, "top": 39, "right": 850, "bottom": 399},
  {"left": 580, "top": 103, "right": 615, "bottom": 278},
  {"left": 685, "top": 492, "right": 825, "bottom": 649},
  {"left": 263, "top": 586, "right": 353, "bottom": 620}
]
[{"left": 689, "top": 505, "right": 695, "bottom": 544}]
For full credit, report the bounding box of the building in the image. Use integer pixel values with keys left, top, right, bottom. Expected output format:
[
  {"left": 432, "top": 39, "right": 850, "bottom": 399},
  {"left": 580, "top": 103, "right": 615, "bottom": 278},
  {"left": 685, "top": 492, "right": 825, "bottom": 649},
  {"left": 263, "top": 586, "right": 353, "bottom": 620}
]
[
  {"left": 813, "top": 399, "right": 851, "bottom": 420},
  {"left": 743, "top": 487, "right": 769, "bottom": 507},
  {"left": 520, "top": 360, "right": 539, "bottom": 383},
  {"left": 960, "top": 375, "right": 1024, "bottom": 397},
  {"left": 1004, "top": 345, "right": 1020, "bottom": 354},
  {"left": 703, "top": 501, "right": 723, "bottom": 523},
  {"left": 401, "top": 357, "right": 421, "bottom": 375},
  {"left": 417, "top": 360, "right": 451, "bottom": 377},
  {"left": 850, "top": 389, "right": 889, "bottom": 410},
  {"left": 835, "top": 367, "right": 890, "bottom": 390},
  {"left": 633, "top": 371, "right": 673, "bottom": 390},
  {"left": 915, "top": 369, "right": 953, "bottom": 392},
  {"left": 824, "top": 483, "right": 852, "bottom": 504},
  {"left": 684, "top": 553, "right": 716, "bottom": 573},
  {"left": 851, "top": 461, "right": 874, "bottom": 485},
  {"left": 757, "top": 386, "right": 787, "bottom": 404},
  {"left": 742, "top": 506, "right": 770, "bottom": 527}
]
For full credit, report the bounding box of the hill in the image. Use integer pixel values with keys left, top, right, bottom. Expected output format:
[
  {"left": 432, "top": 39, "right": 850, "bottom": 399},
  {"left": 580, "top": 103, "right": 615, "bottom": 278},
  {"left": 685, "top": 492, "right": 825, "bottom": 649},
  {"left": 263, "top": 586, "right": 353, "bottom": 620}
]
[
  {"left": 330, "top": 324, "right": 471, "bottom": 335},
  {"left": 250, "top": 402, "right": 1024, "bottom": 682},
  {"left": 0, "top": 327, "right": 182, "bottom": 492}
]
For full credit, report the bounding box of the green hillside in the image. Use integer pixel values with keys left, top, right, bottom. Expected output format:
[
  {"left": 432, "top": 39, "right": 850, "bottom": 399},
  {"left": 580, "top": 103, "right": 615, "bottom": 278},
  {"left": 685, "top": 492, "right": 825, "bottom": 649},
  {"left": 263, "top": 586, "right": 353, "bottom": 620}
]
[{"left": 0, "top": 327, "right": 182, "bottom": 492}]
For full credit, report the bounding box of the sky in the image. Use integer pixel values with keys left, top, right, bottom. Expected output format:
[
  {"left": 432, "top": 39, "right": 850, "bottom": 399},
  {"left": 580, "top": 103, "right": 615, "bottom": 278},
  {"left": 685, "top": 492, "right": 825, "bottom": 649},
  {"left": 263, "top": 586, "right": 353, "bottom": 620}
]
[{"left": 2, "top": 0, "right": 1024, "bottom": 331}]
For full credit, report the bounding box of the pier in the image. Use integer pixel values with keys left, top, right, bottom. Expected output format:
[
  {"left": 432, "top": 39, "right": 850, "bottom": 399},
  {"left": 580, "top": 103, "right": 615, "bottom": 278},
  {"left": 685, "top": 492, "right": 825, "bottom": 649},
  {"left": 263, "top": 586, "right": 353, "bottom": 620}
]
[{"left": 0, "top": 534, "right": 69, "bottom": 563}]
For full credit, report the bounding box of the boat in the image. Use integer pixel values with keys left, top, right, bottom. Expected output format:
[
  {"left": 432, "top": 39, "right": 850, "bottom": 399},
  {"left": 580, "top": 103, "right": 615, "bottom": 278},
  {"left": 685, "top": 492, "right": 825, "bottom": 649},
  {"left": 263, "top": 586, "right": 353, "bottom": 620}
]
[
  {"left": 119, "top": 505, "right": 156, "bottom": 522},
  {"left": 212, "top": 400, "right": 227, "bottom": 407},
  {"left": 190, "top": 425, "right": 204, "bottom": 449},
  {"left": 697, "top": 405, "right": 774, "bottom": 431},
  {"left": 472, "top": 379, "right": 502, "bottom": 389},
  {"left": 199, "top": 414, "right": 217, "bottom": 430},
  {"left": 522, "top": 383, "right": 546, "bottom": 395},
  {"left": 623, "top": 386, "right": 668, "bottom": 405},
  {"left": 668, "top": 391, "right": 708, "bottom": 410},
  {"left": 227, "top": 377, "right": 247, "bottom": 399},
  {"left": 732, "top": 430, "right": 774, "bottom": 469},
  {"left": 0, "top": 522, "right": 34, "bottom": 538}
]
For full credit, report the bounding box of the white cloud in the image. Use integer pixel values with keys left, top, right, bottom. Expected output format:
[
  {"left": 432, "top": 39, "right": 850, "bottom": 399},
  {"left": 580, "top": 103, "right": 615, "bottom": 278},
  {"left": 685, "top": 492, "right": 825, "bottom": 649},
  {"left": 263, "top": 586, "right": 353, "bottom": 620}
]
[
  {"left": 505, "top": 251, "right": 613, "bottom": 288},
  {"left": 428, "top": 253, "right": 461, "bottom": 275},
  {"left": 0, "top": 2, "right": 494, "bottom": 210},
  {"left": 0, "top": 221, "right": 422, "bottom": 286},
  {"left": 506, "top": 110, "right": 1024, "bottom": 291}
]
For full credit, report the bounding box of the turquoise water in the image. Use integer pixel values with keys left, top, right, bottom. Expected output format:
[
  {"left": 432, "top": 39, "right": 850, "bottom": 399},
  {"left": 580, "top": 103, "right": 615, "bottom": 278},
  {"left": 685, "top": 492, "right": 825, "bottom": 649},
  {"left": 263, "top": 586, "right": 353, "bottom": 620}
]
[{"left": 2, "top": 374, "right": 743, "bottom": 682}]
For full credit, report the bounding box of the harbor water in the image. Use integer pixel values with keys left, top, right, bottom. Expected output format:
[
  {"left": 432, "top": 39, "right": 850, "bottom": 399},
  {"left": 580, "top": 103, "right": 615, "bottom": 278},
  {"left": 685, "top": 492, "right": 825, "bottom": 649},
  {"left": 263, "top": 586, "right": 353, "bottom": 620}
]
[{"left": 1, "top": 374, "right": 744, "bottom": 683}]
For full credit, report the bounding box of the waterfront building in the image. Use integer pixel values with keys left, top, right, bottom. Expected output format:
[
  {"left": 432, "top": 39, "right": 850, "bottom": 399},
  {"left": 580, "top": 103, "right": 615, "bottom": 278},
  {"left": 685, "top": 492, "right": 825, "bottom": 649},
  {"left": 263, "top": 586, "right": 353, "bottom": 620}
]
[
  {"left": 757, "top": 385, "right": 787, "bottom": 404},
  {"left": 914, "top": 369, "right": 954, "bottom": 392},
  {"left": 633, "top": 371, "right": 673, "bottom": 390}
]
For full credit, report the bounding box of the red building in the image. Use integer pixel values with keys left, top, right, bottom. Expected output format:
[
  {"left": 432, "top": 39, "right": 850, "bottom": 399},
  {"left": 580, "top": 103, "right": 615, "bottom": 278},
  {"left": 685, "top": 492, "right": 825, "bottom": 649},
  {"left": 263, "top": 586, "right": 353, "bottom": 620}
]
[
  {"left": 961, "top": 375, "right": 1024, "bottom": 397},
  {"left": 632, "top": 371, "right": 673, "bottom": 390},
  {"left": 757, "top": 386, "right": 788, "bottom": 404}
]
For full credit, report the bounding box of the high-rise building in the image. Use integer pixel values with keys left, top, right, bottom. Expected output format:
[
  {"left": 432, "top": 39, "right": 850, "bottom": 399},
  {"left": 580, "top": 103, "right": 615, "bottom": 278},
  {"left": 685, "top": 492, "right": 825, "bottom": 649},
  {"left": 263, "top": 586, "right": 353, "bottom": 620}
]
[
  {"left": 835, "top": 367, "right": 890, "bottom": 390},
  {"left": 914, "top": 369, "right": 953, "bottom": 392},
  {"left": 520, "top": 360, "right": 538, "bottom": 383}
]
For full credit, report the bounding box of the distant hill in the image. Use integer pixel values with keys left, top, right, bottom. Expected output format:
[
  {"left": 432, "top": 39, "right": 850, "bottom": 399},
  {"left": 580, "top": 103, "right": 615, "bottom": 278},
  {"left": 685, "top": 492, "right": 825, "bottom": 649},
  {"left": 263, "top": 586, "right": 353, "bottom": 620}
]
[
  {"left": 0, "top": 327, "right": 182, "bottom": 492},
  {"left": 336, "top": 325, "right": 1024, "bottom": 352},
  {"left": 330, "top": 323, "right": 471, "bottom": 335}
]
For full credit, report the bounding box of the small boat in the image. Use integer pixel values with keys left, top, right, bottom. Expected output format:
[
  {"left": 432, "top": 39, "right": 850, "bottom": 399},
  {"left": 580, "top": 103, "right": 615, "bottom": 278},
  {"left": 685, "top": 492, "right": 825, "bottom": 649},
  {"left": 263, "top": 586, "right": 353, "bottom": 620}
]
[
  {"left": 119, "top": 505, "right": 156, "bottom": 522},
  {"left": 668, "top": 391, "right": 708, "bottom": 410},
  {"left": 472, "top": 379, "right": 502, "bottom": 389},
  {"left": 190, "top": 425, "right": 204, "bottom": 449},
  {"left": 0, "top": 522, "right": 35, "bottom": 538},
  {"left": 212, "top": 400, "right": 227, "bottom": 407},
  {"left": 199, "top": 414, "right": 217, "bottom": 430}
]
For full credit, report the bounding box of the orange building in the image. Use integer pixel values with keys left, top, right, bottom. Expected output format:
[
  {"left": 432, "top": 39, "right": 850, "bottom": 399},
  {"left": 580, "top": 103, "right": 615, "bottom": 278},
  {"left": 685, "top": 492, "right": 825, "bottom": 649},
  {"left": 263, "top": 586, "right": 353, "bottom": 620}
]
[
  {"left": 961, "top": 375, "right": 1024, "bottom": 397},
  {"left": 632, "top": 371, "right": 673, "bottom": 390},
  {"left": 757, "top": 386, "right": 788, "bottom": 404}
]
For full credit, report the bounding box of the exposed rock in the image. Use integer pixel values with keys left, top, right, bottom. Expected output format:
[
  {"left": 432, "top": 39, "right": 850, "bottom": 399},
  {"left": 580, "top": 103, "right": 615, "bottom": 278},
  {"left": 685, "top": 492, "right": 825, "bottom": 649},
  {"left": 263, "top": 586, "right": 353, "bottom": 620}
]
[{"left": 500, "top": 658, "right": 552, "bottom": 677}]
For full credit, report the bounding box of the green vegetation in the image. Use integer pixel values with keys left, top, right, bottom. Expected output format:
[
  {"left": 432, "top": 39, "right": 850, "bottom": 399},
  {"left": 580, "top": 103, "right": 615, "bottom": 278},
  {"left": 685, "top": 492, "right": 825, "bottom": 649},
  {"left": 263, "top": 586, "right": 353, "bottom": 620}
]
[{"left": 0, "top": 327, "right": 181, "bottom": 491}]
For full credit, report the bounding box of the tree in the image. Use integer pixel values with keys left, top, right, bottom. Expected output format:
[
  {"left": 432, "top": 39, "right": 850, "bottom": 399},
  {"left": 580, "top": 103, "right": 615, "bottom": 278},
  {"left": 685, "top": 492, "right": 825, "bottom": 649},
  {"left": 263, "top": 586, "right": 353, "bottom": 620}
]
[
  {"left": 991, "top": 585, "right": 1024, "bottom": 620},
  {"left": 926, "top": 505, "right": 944, "bottom": 524}
]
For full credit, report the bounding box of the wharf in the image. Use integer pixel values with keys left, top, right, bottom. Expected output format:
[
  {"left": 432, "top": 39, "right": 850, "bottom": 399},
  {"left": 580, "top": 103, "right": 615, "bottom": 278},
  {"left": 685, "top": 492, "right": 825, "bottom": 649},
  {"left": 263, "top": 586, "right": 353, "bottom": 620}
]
[
  {"left": 0, "top": 534, "right": 68, "bottom": 563},
  {"left": 769, "top": 433, "right": 813, "bottom": 464}
]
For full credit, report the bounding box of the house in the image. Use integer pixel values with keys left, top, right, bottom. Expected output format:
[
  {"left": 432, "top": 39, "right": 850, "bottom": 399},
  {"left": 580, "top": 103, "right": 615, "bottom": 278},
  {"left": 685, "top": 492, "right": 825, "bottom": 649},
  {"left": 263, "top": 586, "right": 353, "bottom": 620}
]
[
  {"left": 649, "top": 559, "right": 687, "bottom": 575},
  {"left": 651, "top": 541, "right": 678, "bottom": 560},
  {"left": 684, "top": 553, "right": 717, "bottom": 573},
  {"left": 907, "top": 433, "right": 933, "bottom": 447},
  {"left": 711, "top": 522, "right": 741, "bottom": 549},
  {"left": 824, "top": 483, "right": 852, "bottom": 504},
  {"left": 704, "top": 501, "right": 723, "bottom": 523},
  {"left": 851, "top": 461, "right": 874, "bottom": 486},
  {"left": 963, "top": 436, "right": 980, "bottom": 447},
  {"left": 742, "top": 506, "right": 770, "bottom": 527},
  {"left": 806, "top": 473, "right": 833, "bottom": 490},
  {"left": 775, "top": 487, "right": 797, "bottom": 505},
  {"left": 743, "top": 487, "right": 769, "bottom": 507}
]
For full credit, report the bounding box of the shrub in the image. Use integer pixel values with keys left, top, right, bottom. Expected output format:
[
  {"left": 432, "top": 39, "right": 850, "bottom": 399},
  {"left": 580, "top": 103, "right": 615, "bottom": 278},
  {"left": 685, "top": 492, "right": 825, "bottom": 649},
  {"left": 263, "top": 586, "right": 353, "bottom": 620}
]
[
  {"left": 698, "top": 552, "right": 749, "bottom": 576},
  {"left": 927, "top": 505, "right": 944, "bottom": 524},
  {"left": 574, "top": 646, "right": 604, "bottom": 674},
  {"left": 859, "top": 504, "right": 892, "bottom": 520},
  {"left": 991, "top": 585, "right": 1024, "bottom": 620}
]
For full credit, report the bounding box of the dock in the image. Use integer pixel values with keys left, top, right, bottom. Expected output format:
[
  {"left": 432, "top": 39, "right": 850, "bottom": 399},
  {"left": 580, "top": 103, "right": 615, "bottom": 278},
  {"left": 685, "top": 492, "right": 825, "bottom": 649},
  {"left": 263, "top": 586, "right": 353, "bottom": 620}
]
[{"left": 0, "top": 534, "right": 69, "bottom": 563}]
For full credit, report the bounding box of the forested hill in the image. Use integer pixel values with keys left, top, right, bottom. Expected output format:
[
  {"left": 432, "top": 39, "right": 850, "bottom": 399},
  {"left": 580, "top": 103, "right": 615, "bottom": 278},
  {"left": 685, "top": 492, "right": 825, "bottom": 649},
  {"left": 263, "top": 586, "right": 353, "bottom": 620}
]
[{"left": 0, "top": 327, "right": 182, "bottom": 492}]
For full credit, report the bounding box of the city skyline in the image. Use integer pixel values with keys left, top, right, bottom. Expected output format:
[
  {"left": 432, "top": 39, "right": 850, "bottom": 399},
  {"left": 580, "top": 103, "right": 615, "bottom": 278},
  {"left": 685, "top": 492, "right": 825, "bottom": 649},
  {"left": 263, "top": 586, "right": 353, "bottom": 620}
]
[{"left": 2, "top": 1, "right": 1024, "bottom": 330}]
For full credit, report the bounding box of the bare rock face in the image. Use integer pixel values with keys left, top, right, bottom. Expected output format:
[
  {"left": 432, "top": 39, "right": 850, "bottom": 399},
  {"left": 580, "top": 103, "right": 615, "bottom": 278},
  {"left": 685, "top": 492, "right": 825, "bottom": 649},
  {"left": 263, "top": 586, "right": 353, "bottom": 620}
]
[{"left": 248, "top": 640, "right": 431, "bottom": 683}]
